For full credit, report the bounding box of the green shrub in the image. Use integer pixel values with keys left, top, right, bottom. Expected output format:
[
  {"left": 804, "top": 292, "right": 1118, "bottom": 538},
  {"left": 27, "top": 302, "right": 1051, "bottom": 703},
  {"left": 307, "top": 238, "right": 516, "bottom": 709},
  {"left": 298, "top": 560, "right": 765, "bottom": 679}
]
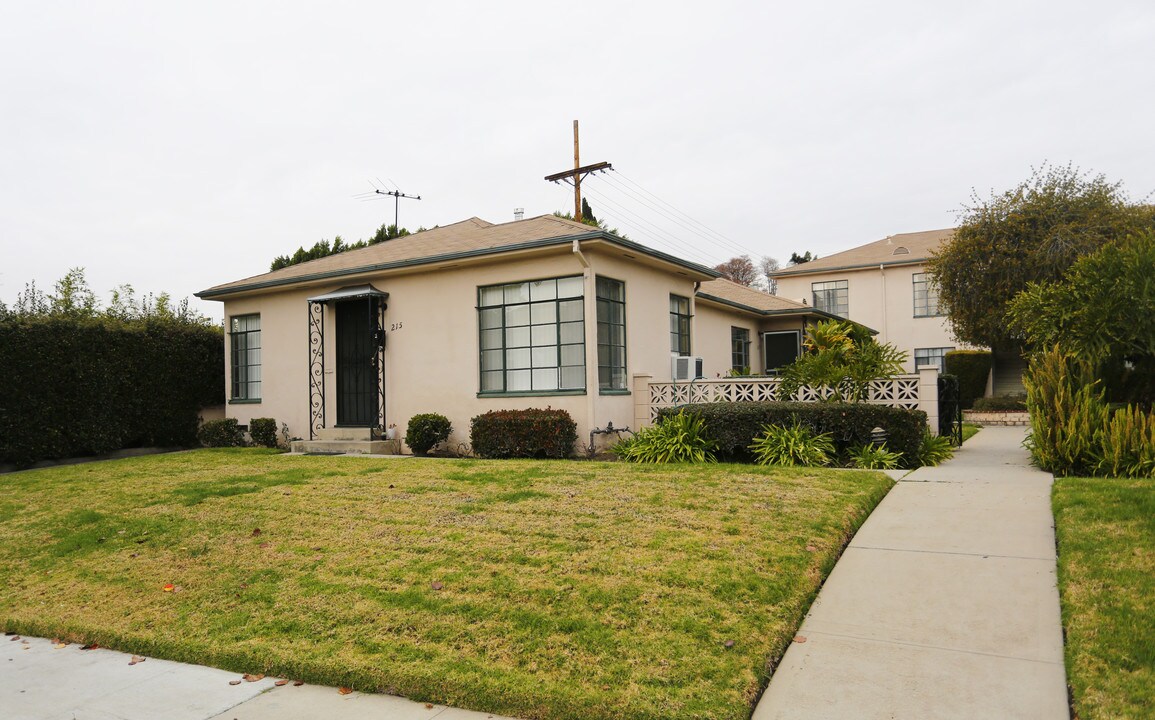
[
  {"left": 749, "top": 421, "right": 835, "bottom": 467},
  {"left": 1024, "top": 348, "right": 1110, "bottom": 476},
  {"left": 657, "top": 402, "right": 927, "bottom": 468},
  {"left": 972, "top": 394, "right": 1028, "bottom": 412},
  {"left": 917, "top": 432, "right": 955, "bottom": 467},
  {"left": 470, "top": 408, "right": 577, "bottom": 459},
  {"left": 405, "top": 413, "right": 452, "bottom": 455},
  {"left": 0, "top": 316, "right": 223, "bottom": 466},
  {"left": 249, "top": 418, "right": 279, "bottom": 448},
  {"left": 197, "top": 418, "right": 245, "bottom": 447},
  {"left": 848, "top": 442, "right": 902, "bottom": 469},
  {"left": 613, "top": 411, "right": 717, "bottom": 463},
  {"left": 944, "top": 350, "right": 992, "bottom": 409},
  {"left": 1092, "top": 404, "right": 1155, "bottom": 478}
]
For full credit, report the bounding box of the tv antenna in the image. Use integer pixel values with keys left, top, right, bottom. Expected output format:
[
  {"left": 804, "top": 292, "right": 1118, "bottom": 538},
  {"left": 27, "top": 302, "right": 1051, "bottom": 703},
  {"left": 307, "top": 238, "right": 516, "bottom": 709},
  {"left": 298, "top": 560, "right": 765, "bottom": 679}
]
[{"left": 355, "top": 178, "right": 422, "bottom": 232}]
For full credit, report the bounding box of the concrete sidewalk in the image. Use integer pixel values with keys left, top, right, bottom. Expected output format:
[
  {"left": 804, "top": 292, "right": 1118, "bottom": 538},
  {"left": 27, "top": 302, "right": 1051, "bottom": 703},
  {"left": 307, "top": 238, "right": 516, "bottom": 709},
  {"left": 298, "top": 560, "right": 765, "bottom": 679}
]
[
  {"left": 2, "top": 635, "right": 509, "bottom": 720},
  {"left": 754, "top": 425, "right": 1070, "bottom": 719}
]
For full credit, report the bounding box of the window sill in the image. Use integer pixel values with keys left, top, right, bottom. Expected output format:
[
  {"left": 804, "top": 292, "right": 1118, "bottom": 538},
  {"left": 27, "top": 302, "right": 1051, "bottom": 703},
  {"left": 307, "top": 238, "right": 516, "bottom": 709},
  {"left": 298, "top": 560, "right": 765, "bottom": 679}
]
[
  {"left": 229, "top": 398, "right": 262, "bottom": 405},
  {"left": 599, "top": 389, "right": 631, "bottom": 396},
  {"left": 477, "top": 390, "right": 586, "bottom": 398}
]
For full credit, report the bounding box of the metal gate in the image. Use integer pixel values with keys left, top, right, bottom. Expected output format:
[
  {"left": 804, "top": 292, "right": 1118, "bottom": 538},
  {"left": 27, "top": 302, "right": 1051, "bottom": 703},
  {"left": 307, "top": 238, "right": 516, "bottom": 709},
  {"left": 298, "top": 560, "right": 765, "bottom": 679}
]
[{"left": 938, "top": 374, "right": 963, "bottom": 445}]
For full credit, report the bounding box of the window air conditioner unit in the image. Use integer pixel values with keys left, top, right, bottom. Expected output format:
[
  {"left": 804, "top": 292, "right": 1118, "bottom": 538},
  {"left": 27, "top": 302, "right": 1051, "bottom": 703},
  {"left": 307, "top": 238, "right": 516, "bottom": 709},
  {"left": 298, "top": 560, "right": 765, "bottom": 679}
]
[{"left": 671, "top": 355, "right": 704, "bottom": 381}]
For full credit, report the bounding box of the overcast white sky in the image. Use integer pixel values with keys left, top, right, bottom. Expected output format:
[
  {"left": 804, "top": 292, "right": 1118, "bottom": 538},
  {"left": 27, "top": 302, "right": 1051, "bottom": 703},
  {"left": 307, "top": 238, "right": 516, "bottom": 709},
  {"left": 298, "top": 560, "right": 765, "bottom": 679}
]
[{"left": 2, "top": 1, "right": 1153, "bottom": 321}]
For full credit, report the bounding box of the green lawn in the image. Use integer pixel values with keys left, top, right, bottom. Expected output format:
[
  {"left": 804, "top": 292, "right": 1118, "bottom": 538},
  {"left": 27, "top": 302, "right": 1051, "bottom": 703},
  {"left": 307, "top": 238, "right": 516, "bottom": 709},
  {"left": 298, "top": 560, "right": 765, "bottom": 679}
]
[
  {"left": 0, "top": 450, "right": 891, "bottom": 720},
  {"left": 1053, "top": 476, "right": 1155, "bottom": 720},
  {"left": 961, "top": 422, "right": 981, "bottom": 444}
]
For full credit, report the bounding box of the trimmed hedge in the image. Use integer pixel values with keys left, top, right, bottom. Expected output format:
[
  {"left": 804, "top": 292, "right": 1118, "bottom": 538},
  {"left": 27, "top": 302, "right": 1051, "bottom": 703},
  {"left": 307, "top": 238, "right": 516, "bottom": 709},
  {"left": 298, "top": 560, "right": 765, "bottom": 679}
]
[
  {"left": 470, "top": 408, "right": 577, "bottom": 459},
  {"left": 972, "top": 394, "right": 1028, "bottom": 412},
  {"left": 249, "top": 418, "right": 280, "bottom": 448},
  {"left": 656, "top": 401, "right": 928, "bottom": 468},
  {"left": 198, "top": 418, "right": 245, "bottom": 447},
  {"left": 944, "top": 350, "right": 992, "bottom": 409},
  {"left": 0, "top": 316, "right": 223, "bottom": 467},
  {"left": 405, "top": 413, "right": 452, "bottom": 455}
]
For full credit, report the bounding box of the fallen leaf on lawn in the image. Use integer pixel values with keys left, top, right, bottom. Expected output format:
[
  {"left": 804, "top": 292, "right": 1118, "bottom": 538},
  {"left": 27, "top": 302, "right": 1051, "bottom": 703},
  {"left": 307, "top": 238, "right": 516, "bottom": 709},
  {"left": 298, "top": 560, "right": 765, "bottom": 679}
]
[
  {"left": 251, "top": 528, "right": 261, "bottom": 537},
  {"left": 258, "top": 542, "right": 270, "bottom": 549},
  {"left": 805, "top": 545, "right": 818, "bottom": 552},
  {"left": 424, "top": 703, "right": 434, "bottom": 709},
  {"left": 163, "top": 583, "right": 175, "bottom": 592},
  {"left": 229, "top": 680, "right": 242, "bottom": 686},
  {"left": 723, "top": 639, "right": 735, "bottom": 648},
  {"left": 293, "top": 681, "right": 304, "bottom": 687},
  {"left": 243, "top": 673, "right": 265, "bottom": 682},
  {"left": 80, "top": 643, "right": 100, "bottom": 650},
  {"left": 129, "top": 655, "right": 146, "bottom": 665},
  {"left": 54, "top": 643, "right": 68, "bottom": 649},
  {"left": 793, "top": 635, "right": 807, "bottom": 643},
  {"left": 274, "top": 679, "right": 289, "bottom": 686},
  {"left": 430, "top": 581, "right": 444, "bottom": 590},
  {"left": 172, "top": 586, "right": 184, "bottom": 593},
  {"left": 338, "top": 686, "right": 353, "bottom": 695}
]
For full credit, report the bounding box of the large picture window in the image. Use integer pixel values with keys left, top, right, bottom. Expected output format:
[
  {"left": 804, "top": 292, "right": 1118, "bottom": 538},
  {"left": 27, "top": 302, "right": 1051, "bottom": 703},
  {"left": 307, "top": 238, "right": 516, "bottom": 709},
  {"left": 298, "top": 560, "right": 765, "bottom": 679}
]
[
  {"left": 912, "top": 272, "right": 942, "bottom": 317},
  {"left": 229, "top": 314, "right": 261, "bottom": 401},
  {"left": 812, "top": 280, "right": 849, "bottom": 318},
  {"left": 670, "top": 294, "right": 691, "bottom": 355},
  {"left": 478, "top": 276, "right": 585, "bottom": 394},
  {"left": 596, "top": 277, "right": 627, "bottom": 391}
]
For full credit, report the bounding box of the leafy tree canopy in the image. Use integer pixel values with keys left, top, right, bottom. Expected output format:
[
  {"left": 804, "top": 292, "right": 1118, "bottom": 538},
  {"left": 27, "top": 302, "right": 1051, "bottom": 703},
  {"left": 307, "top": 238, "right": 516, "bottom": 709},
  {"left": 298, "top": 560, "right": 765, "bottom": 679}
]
[
  {"left": 1008, "top": 232, "right": 1155, "bottom": 405},
  {"left": 553, "top": 200, "right": 628, "bottom": 239},
  {"left": 928, "top": 163, "right": 1155, "bottom": 349},
  {"left": 714, "top": 255, "right": 759, "bottom": 286},
  {"left": 789, "top": 251, "right": 816, "bottom": 265},
  {"left": 270, "top": 223, "right": 418, "bottom": 272},
  {"left": 1, "top": 268, "right": 210, "bottom": 326}
]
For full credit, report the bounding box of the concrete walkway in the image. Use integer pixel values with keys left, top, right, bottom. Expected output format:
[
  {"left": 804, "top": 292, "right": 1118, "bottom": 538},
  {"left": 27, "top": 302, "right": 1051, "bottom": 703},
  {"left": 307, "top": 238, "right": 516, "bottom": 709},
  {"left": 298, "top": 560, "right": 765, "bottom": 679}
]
[
  {"left": 753, "top": 425, "right": 1069, "bottom": 719},
  {"left": 2, "top": 635, "right": 509, "bottom": 720}
]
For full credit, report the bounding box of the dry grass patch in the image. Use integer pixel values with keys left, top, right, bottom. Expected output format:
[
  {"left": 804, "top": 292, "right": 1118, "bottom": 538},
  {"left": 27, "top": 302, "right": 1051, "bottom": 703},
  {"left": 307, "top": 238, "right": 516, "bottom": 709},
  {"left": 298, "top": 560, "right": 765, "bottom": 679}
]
[
  {"left": 1053, "top": 476, "right": 1155, "bottom": 720},
  {"left": 0, "top": 450, "right": 891, "bottom": 720}
]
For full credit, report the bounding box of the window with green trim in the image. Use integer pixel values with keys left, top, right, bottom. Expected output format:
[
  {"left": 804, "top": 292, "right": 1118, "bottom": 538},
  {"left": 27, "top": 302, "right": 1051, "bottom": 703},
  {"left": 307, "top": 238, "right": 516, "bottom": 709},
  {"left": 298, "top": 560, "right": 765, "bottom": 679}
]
[
  {"left": 478, "top": 276, "right": 585, "bottom": 393},
  {"left": 912, "top": 272, "right": 942, "bottom": 317},
  {"left": 596, "top": 277, "right": 626, "bottom": 391},
  {"left": 670, "top": 294, "right": 691, "bottom": 355},
  {"left": 812, "top": 280, "right": 848, "bottom": 318},
  {"left": 229, "top": 314, "right": 261, "bottom": 400},
  {"left": 731, "top": 327, "right": 750, "bottom": 372}
]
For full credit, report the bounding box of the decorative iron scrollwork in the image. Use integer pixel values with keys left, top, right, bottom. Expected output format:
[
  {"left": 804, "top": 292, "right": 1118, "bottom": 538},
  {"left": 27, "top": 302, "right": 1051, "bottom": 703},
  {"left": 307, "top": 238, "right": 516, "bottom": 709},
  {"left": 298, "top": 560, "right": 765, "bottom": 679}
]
[{"left": 308, "top": 301, "right": 325, "bottom": 440}]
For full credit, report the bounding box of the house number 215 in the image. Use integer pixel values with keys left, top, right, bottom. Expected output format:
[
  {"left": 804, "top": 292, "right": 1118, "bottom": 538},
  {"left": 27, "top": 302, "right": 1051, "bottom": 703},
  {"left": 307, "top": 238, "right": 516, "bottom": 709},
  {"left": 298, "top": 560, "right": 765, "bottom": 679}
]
[{"left": 390, "top": 322, "right": 403, "bottom": 331}]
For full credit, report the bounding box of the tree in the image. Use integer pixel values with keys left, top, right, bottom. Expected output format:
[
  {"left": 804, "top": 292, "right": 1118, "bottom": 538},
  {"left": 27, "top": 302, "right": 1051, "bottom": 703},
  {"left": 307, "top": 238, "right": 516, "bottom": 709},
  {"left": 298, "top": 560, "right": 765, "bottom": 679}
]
[
  {"left": 714, "top": 255, "right": 759, "bottom": 286},
  {"left": 1008, "top": 232, "right": 1155, "bottom": 405},
  {"left": 368, "top": 223, "right": 410, "bottom": 245},
  {"left": 928, "top": 163, "right": 1155, "bottom": 349},
  {"left": 789, "top": 251, "right": 816, "bottom": 265},
  {"left": 778, "top": 319, "right": 908, "bottom": 403},
  {"left": 760, "top": 256, "right": 780, "bottom": 294},
  {"left": 581, "top": 198, "right": 597, "bottom": 225},
  {"left": 553, "top": 204, "right": 628, "bottom": 239}
]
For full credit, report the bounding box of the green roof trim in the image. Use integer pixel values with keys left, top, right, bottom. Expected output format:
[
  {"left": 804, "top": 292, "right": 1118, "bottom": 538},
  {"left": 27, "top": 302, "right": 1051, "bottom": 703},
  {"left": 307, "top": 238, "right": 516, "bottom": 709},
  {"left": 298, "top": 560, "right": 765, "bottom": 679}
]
[
  {"left": 198, "top": 229, "right": 720, "bottom": 300},
  {"left": 694, "top": 292, "right": 878, "bottom": 334}
]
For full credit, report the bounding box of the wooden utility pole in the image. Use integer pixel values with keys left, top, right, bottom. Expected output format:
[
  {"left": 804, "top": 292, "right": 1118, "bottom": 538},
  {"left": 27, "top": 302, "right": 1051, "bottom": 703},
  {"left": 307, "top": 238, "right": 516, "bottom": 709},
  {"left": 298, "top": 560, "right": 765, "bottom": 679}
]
[{"left": 544, "top": 120, "right": 611, "bottom": 223}]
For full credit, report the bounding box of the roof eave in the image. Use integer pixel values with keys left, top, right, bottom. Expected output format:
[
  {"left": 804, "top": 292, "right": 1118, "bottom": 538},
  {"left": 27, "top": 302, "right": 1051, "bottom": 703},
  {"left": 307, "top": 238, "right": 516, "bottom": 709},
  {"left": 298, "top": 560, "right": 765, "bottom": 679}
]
[{"left": 770, "top": 257, "right": 929, "bottom": 279}]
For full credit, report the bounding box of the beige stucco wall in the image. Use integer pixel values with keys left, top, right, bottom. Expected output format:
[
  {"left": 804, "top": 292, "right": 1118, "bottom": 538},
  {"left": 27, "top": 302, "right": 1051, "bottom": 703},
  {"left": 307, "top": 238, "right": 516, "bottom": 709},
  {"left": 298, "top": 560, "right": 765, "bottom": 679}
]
[
  {"left": 215, "top": 244, "right": 763, "bottom": 454},
  {"left": 774, "top": 263, "right": 972, "bottom": 372}
]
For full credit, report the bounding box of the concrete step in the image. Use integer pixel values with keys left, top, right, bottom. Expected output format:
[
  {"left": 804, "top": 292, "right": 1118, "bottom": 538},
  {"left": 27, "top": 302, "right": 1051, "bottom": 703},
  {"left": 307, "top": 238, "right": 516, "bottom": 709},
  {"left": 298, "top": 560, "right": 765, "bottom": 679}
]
[
  {"left": 313, "top": 426, "right": 380, "bottom": 441},
  {"left": 289, "top": 440, "right": 400, "bottom": 455}
]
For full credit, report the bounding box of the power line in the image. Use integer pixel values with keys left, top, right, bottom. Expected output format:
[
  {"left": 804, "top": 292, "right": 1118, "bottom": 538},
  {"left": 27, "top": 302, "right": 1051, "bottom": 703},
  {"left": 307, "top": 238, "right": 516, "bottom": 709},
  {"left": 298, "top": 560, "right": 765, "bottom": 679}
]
[{"left": 580, "top": 184, "right": 717, "bottom": 266}]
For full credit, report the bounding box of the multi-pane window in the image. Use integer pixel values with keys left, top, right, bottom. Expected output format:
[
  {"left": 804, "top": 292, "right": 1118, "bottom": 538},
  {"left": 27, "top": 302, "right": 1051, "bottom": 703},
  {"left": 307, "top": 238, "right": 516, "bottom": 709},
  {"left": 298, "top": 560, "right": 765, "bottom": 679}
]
[
  {"left": 731, "top": 327, "right": 750, "bottom": 372},
  {"left": 812, "top": 280, "right": 849, "bottom": 318},
  {"left": 913, "top": 272, "right": 942, "bottom": 317},
  {"left": 914, "top": 347, "right": 954, "bottom": 371},
  {"left": 596, "top": 277, "right": 627, "bottom": 391},
  {"left": 669, "top": 294, "right": 691, "bottom": 355},
  {"left": 229, "top": 314, "right": 261, "bottom": 400},
  {"left": 478, "top": 276, "right": 585, "bottom": 393}
]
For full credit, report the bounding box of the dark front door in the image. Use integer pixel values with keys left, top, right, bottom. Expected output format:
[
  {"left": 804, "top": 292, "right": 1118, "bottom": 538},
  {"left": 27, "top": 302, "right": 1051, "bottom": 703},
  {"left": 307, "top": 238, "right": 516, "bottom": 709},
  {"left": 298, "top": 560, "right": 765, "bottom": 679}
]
[{"left": 336, "top": 299, "right": 378, "bottom": 426}]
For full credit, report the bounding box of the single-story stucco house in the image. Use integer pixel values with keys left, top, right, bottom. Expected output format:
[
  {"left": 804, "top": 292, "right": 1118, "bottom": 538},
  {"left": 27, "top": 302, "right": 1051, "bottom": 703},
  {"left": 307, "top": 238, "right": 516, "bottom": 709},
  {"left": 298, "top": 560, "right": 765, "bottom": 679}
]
[{"left": 197, "top": 214, "right": 845, "bottom": 454}]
